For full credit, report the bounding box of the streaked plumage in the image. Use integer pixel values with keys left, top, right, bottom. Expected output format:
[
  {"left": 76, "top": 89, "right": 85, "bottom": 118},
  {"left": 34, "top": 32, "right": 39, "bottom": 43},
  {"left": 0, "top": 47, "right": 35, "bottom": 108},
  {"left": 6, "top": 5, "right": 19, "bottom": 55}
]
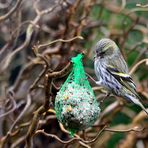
[{"left": 94, "top": 38, "right": 148, "bottom": 115}]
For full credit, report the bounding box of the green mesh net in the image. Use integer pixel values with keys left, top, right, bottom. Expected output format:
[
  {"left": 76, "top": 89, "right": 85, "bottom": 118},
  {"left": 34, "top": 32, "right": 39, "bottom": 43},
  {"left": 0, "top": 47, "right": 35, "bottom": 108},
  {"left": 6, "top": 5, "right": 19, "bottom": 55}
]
[{"left": 55, "top": 54, "right": 100, "bottom": 135}]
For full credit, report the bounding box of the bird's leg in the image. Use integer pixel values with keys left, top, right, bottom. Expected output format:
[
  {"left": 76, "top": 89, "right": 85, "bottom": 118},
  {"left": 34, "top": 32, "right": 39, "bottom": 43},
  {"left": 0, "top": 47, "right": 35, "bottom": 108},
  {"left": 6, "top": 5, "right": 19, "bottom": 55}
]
[{"left": 100, "top": 92, "right": 110, "bottom": 103}]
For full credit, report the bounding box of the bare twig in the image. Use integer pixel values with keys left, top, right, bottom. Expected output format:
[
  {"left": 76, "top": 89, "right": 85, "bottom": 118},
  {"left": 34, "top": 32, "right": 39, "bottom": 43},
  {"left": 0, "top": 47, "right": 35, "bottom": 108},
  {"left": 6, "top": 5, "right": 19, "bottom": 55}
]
[
  {"left": 36, "top": 36, "right": 83, "bottom": 50},
  {"left": 0, "top": 1, "right": 62, "bottom": 72},
  {"left": 0, "top": 92, "right": 16, "bottom": 118},
  {"left": 129, "top": 58, "right": 148, "bottom": 75},
  {"left": 0, "top": 0, "right": 23, "bottom": 22}
]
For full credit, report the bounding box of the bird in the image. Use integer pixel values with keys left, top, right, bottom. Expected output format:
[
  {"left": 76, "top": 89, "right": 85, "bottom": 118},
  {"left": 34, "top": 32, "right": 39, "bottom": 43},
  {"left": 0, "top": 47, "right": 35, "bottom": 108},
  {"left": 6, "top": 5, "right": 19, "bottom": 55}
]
[{"left": 94, "top": 38, "right": 148, "bottom": 115}]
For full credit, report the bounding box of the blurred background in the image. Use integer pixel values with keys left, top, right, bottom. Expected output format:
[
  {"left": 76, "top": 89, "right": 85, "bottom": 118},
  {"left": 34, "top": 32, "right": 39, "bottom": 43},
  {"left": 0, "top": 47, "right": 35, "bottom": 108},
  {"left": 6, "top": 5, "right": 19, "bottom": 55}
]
[{"left": 0, "top": 0, "right": 147, "bottom": 147}]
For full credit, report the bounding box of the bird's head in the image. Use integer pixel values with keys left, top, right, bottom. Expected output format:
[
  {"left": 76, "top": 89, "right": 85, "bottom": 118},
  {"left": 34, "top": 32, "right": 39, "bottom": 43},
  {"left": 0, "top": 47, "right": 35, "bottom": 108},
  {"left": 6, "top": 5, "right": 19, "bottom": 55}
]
[{"left": 94, "top": 38, "right": 119, "bottom": 59}]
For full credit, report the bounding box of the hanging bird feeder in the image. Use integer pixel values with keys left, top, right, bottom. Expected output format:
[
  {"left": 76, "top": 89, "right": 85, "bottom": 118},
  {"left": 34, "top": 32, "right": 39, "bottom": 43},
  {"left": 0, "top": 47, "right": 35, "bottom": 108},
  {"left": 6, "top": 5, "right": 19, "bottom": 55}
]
[{"left": 55, "top": 54, "right": 100, "bottom": 135}]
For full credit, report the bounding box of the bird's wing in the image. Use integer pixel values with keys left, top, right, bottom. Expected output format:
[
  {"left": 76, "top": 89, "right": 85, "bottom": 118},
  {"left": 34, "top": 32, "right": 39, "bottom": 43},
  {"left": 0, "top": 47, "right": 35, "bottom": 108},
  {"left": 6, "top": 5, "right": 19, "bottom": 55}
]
[
  {"left": 106, "top": 64, "right": 148, "bottom": 115},
  {"left": 110, "top": 53, "right": 128, "bottom": 73},
  {"left": 105, "top": 54, "right": 139, "bottom": 98},
  {"left": 106, "top": 65, "right": 138, "bottom": 97}
]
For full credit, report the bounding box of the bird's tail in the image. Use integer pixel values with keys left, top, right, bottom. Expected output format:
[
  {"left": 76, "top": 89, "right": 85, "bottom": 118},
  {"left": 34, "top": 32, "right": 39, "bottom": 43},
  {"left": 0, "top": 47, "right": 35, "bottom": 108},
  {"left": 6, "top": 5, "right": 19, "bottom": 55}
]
[{"left": 127, "top": 95, "right": 148, "bottom": 116}]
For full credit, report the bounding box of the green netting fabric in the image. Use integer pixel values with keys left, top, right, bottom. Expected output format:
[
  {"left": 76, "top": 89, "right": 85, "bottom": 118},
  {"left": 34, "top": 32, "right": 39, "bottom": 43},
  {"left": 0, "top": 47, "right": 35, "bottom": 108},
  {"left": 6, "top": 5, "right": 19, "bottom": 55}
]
[{"left": 55, "top": 54, "right": 100, "bottom": 135}]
